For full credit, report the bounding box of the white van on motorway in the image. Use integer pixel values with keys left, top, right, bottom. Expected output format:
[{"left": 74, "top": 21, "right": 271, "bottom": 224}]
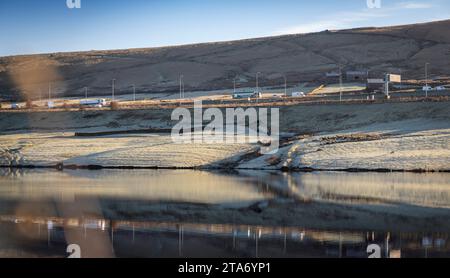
[{"left": 291, "top": 92, "right": 306, "bottom": 97}]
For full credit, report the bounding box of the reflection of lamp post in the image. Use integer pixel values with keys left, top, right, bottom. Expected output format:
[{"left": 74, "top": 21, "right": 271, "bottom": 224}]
[
  {"left": 385, "top": 233, "right": 390, "bottom": 258},
  {"left": 179, "top": 224, "right": 184, "bottom": 256},
  {"left": 425, "top": 63, "right": 430, "bottom": 98},
  {"left": 255, "top": 228, "right": 260, "bottom": 258},
  {"left": 111, "top": 224, "right": 114, "bottom": 253},
  {"left": 47, "top": 220, "right": 53, "bottom": 247}
]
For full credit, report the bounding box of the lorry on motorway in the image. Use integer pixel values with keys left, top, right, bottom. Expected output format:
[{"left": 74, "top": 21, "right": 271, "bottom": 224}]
[
  {"left": 434, "top": 86, "right": 446, "bottom": 91},
  {"left": 232, "top": 92, "right": 262, "bottom": 99},
  {"left": 11, "top": 103, "right": 20, "bottom": 109},
  {"left": 80, "top": 99, "right": 107, "bottom": 108},
  {"left": 47, "top": 101, "right": 55, "bottom": 109},
  {"left": 291, "top": 92, "right": 306, "bottom": 97}
]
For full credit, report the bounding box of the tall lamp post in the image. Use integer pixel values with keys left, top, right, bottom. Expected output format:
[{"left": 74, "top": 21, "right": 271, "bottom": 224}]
[
  {"left": 425, "top": 63, "right": 430, "bottom": 98},
  {"left": 132, "top": 85, "right": 136, "bottom": 101},
  {"left": 179, "top": 74, "right": 184, "bottom": 100},
  {"left": 339, "top": 66, "right": 343, "bottom": 102},
  {"left": 48, "top": 82, "right": 52, "bottom": 102},
  {"left": 283, "top": 75, "right": 287, "bottom": 97},
  {"left": 256, "top": 72, "right": 261, "bottom": 93},
  {"left": 112, "top": 79, "right": 116, "bottom": 101}
]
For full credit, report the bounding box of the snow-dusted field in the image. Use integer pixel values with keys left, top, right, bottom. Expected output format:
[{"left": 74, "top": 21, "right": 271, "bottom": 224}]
[
  {"left": 0, "top": 132, "right": 255, "bottom": 168},
  {"left": 0, "top": 101, "right": 449, "bottom": 171},
  {"left": 1, "top": 122, "right": 449, "bottom": 171},
  {"left": 240, "top": 121, "right": 450, "bottom": 171}
]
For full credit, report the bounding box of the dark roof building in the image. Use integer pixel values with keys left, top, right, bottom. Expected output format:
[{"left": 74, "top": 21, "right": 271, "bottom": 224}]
[{"left": 346, "top": 70, "right": 369, "bottom": 82}]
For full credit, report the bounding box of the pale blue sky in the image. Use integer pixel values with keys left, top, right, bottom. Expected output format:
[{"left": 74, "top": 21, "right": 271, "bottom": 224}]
[{"left": 0, "top": 0, "right": 449, "bottom": 56}]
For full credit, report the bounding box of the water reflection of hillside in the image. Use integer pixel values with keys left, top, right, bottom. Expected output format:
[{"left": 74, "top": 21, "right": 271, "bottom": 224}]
[
  {"left": 0, "top": 169, "right": 272, "bottom": 208},
  {"left": 1, "top": 169, "right": 449, "bottom": 208},
  {"left": 0, "top": 169, "right": 449, "bottom": 257},
  {"left": 239, "top": 171, "right": 450, "bottom": 208}
]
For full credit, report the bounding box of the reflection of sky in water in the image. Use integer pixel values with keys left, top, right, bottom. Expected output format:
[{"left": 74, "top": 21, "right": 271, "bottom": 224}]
[{"left": 0, "top": 169, "right": 271, "bottom": 207}]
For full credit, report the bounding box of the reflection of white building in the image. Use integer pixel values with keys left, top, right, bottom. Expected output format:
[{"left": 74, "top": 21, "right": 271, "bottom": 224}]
[
  {"left": 390, "top": 249, "right": 401, "bottom": 258},
  {"left": 422, "top": 237, "right": 433, "bottom": 247},
  {"left": 83, "top": 219, "right": 104, "bottom": 230},
  {"left": 435, "top": 239, "right": 446, "bottom": 248}
]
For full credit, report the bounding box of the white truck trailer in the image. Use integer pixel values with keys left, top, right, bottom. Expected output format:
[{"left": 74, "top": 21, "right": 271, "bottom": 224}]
[{"left": 80, "top": 99, "right": 107, "bottom": 107}]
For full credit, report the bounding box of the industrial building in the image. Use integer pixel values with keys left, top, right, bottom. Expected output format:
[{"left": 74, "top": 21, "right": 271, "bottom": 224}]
[
  {"left": 325, "top": 72, "right": 341, "bottom": 83},
  {"left": 366, "top": 78, "right": 385, "bottom": 92},
  {"left": 346, "top": 70, "right": 369, "bottom": 82},
  {"left": 366, "top": 74, "right": 402, "bottom": 95}
]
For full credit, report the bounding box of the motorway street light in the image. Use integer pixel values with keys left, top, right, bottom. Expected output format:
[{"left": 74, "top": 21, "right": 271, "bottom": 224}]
[
  {"left": 48, "top": 82, "right": 52, "bottom": 101},
  {"left": 132, "top": 85, "right": 136, "bottom": 101},
  {"left": 112, "top": 79, "right": 116, "bottom": 101},
  {"left": 283, "top": 75, "right": 287, "bottom": 97},
  {"left": 179, "top": 74, "right": 184, "bottom": 100},
  {"left": 256, "top": 72, "right": 261, "bottom": 93},
  {"left": 183, "top": 77, "right": 185, "bottom": 99},
  {"left": 339, "top": 67, "right": 343, "bottom": 102},
  {"left": 425, "top": 63, "right": 428, "bottom": 97},
  {"left": 85, "top": 87, "right": 88, "bottom": 100}
]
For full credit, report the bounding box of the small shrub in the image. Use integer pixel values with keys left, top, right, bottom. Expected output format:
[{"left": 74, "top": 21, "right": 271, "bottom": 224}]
[
  {"left": 111, "top": 101, "right": 120, "bottom": 110},
  {"left": 26, "top": 99, "right": 33, "bottom": 109}
]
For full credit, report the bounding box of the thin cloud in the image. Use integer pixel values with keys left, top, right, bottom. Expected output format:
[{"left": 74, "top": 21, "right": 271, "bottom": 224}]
[
  {"left": 274, "top": 10, "right": 390, "bottom": 35},
  {"left": 396, "top": 2, "right": 434, "bottom": 9},
  {"left": 274, "top": 1, "right": 435, "bottom": 35}
]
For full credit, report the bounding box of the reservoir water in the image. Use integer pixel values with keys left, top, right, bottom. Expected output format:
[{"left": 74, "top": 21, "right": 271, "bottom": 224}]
[{"left": 0, "top": 168, "right": 449, "bottom": 258}]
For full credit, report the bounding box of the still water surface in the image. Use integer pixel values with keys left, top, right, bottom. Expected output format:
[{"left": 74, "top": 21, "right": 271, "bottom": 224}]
[{"left": 0, "top": 169, "right": 449, "bottom": 258}]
